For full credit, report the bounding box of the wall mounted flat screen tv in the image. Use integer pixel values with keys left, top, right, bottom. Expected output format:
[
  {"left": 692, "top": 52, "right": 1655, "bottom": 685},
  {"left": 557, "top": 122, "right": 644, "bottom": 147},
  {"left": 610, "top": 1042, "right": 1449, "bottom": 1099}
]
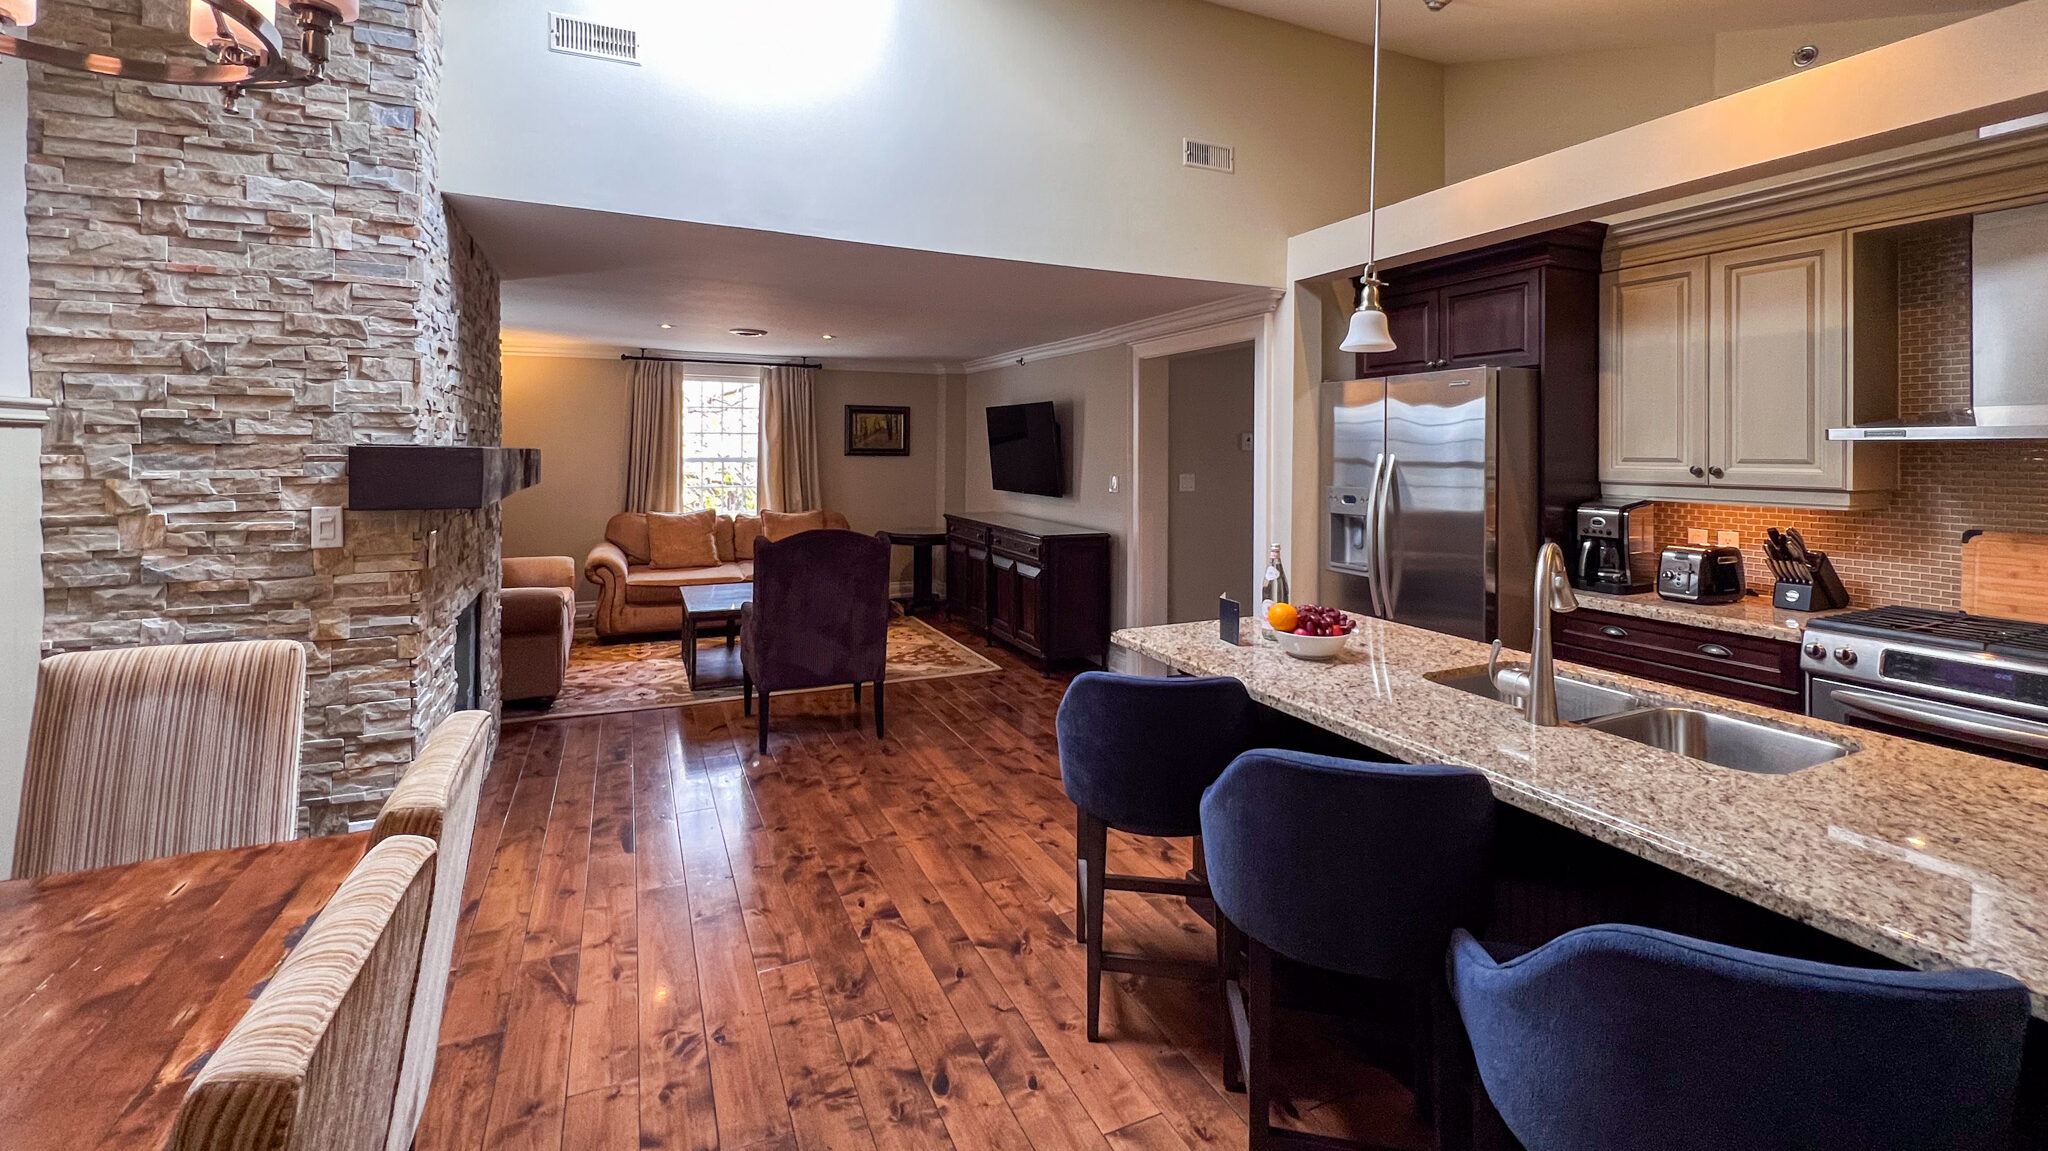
[{"left": 987, "top": 401, "right": 1064, "bottom": 497}]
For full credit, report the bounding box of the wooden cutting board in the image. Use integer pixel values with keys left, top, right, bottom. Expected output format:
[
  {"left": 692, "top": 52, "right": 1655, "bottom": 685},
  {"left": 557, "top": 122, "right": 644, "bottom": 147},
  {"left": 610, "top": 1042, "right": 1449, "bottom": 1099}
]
[{"left": 1961, "top": 532, "right": 2048, "bottom": 623}]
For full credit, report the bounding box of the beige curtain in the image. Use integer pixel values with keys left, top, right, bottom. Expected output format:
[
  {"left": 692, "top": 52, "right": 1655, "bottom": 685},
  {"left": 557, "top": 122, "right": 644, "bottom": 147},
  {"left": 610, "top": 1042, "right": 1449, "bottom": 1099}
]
[
  {"left": 761, "top": 365, "right": 821, "bottom": 512},
  {"left": 625, "top": 359, "right": 682, "bottom": 513}
]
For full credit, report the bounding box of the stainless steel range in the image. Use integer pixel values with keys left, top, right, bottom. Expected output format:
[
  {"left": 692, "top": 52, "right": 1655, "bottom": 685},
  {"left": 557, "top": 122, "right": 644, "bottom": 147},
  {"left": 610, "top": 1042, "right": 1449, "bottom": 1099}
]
[{"left": 1802, "top": 606, "right": 2048, "bottom": 764}]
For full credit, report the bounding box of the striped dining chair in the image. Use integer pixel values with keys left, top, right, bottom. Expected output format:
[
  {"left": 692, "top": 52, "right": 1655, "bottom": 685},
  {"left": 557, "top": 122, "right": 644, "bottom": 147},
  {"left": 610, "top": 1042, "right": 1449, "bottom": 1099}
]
[
  {"left": 168, "top": 833, "right": 440, "bottom": 1151},
  {"left": 370, "top": 710, "right": 494, "bottom": 1151},
  {"left": 11, "top": 639, "right": 307, "bottom": 880}
]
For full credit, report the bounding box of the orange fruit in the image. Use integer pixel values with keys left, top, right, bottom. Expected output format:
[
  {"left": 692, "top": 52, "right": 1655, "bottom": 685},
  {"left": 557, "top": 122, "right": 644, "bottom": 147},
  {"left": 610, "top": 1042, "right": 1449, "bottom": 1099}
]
[{"left": 1266, "top": 602, "right": 1298, "bottom": 632}]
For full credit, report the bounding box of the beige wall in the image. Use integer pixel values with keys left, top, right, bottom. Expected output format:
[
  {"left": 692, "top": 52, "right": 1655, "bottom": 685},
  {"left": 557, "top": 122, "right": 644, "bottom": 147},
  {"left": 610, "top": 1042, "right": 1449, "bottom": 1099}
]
[
  {"left": 815, "top": 368, "right": 945, "bottom": 588},
  {"left": 500, "top": 354, "right": 632, "bottom": 599},
  {"left": 957, "top": 346, "right": 1136, "bottom": 625},
  {"left": 1166, "top": 345, "right": 1257, "bottom": 624},
  {"left": 444, "top": 0, "right": 1446, "bottom": 288},
  {"left": 1444, "top": 41, "right": 1717, "bottom": 184},
  {"left": 1443, "top": 12, "right": 1989, "bottom": 184}
]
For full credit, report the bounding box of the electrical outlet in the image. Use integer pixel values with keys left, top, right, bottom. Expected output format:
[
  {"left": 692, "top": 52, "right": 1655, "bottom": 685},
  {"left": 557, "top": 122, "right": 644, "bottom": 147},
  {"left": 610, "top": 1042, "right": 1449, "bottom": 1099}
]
[
  {"left": 1109, "top": 475, "right": 1119, "bottom": 493},
  {"left": 427, "top": 528, "right": 440, "bottom": 568},
  {"left": 310, "top": 506, "right": 344, "bottom": 549},
  {"left": 1178, "top": 473, "right": 1196, "bottom": 492},
  {"left": 1687, "top": 528, "right": 1710, "bottom": 546},
  {"left": 1717, "top": 530, "right": 1741, "bottom": 548},
  {"left": 1240, "top": 432, "right": 1254, "bottom": 452}
]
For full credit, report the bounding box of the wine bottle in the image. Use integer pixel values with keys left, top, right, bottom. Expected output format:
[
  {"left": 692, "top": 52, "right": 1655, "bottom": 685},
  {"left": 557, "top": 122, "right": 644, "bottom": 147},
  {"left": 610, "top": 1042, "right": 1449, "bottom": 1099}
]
[{"left": 1257, "top": 544, "right": 1288, "bottom": 643}]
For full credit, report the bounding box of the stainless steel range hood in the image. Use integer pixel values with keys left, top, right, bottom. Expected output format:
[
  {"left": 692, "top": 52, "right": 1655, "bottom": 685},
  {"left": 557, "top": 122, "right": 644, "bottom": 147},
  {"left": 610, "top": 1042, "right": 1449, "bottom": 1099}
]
[{"left": 1830, "top": 201, "right": 2048, "bottom": 442}]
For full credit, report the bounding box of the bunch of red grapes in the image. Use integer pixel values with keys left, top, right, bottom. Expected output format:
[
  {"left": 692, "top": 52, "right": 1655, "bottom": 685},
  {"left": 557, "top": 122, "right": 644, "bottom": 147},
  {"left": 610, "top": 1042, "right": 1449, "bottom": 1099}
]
[{"left": 1291, "top": 605, "right": 1355, "bottom": 637}]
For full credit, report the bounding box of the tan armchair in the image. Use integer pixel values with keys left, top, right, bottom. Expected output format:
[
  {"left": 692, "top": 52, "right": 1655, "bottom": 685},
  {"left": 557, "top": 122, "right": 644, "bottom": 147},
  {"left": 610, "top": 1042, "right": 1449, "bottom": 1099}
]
[
  {"left": 371, "top": 711, "right": 492, "bottom": 1151},
  {"left": 12, "top": 639, "right": 307, "bottom": 880},
  {"left": 501, "top": 556, "right": 576, "bottom": 704},
  {"left": 168, "top": 833, "right": 438, "bottom": 1151}
]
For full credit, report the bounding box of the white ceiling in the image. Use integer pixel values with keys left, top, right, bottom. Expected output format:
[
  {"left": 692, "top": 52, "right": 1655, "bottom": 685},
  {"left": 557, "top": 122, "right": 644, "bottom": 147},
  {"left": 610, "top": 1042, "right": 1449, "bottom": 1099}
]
[
  {"left": 1206, "top": 0, "right": 2001, "bottom": 63},
  {"left": 452, "top": 197, "right": 1267, "bottom": 366}
]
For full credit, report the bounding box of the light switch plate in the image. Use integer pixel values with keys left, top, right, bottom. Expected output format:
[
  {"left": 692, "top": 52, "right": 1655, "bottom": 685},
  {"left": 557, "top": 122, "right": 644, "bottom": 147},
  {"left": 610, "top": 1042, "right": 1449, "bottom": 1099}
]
[
  {"left": 1717, "top": 530, "right": 1741, "bottom": 548},
  {"left": 1178, "top": 473, "right": 1196, "bottom": 492},
  {"left": 1687, "top": 528, "right": 1710, "bottom": 546},
  {"left": 310, "top": 506, "right": 344, "bottom": 549},
  {"left": 1240, "top": 432, "right": 1254, "bottom": 452},
  {"left": 1109, "top": 475, "right": 1119, "bottom": 493}
]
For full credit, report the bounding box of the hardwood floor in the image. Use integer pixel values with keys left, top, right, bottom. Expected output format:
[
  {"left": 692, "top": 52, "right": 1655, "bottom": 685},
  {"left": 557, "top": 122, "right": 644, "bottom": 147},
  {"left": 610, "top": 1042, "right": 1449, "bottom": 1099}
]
[{"left": 416, "top": 622, "right": 1425, "bottom": 1151}]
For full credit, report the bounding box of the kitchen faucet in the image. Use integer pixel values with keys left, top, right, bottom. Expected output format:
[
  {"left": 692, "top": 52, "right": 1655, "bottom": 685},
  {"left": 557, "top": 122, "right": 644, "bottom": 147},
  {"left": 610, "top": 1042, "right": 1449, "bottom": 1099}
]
[{"left": 1489, "top": 542, "right": 1581, "bottom": 725}]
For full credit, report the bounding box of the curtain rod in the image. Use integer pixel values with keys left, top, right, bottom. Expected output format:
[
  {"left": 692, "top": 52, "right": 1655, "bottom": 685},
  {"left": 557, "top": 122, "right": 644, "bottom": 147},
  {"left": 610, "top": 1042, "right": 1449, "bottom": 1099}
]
[{"left": 621, "top": 351, "right": 825, "bottom": 369}]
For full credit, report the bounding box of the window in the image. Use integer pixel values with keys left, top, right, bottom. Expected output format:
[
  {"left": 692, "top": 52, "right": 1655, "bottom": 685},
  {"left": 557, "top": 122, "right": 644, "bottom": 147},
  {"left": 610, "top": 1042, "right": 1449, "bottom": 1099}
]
[{"left": 680, "top": 370, "right": 761, "bottom": 514}]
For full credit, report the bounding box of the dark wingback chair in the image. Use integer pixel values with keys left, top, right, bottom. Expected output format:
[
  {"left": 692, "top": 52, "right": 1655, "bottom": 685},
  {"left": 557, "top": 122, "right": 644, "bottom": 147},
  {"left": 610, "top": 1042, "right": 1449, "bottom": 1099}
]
[
  {"left": 741, "top": 529, "right": 892, "bottom": 754},
  {"left": 1056, "top": 672, "right": 1258, "bottom": 1041},
  {"left": 1447, "top": 923, "right": 2031, "bottom": 1151},
  {"left": 1199, "top": 750, "right": 1494, "bottom": 1151}
]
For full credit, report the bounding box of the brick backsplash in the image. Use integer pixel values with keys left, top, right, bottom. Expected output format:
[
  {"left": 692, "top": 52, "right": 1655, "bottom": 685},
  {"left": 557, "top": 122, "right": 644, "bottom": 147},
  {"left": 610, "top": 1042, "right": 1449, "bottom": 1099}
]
[{"left": 1652, "top": 219, "right": 2048, "bottom": 612}]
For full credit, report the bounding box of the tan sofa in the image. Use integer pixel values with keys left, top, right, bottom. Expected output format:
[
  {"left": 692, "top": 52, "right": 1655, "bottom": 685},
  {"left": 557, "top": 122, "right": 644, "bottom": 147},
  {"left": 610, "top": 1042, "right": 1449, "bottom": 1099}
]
[
  {"left": 501, "top": 556, "right": 576, "bottom": 702},
  {"left": 585, "top": 510, "right": 849, "bottom": 640}
]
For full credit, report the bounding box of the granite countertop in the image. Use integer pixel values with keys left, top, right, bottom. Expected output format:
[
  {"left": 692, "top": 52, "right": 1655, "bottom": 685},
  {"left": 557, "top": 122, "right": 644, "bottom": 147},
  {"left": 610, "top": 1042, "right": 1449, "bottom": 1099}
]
[
  {"left": 1114, "top": 618, "right": 2048, "bottom": 1017},
  {"left": 1574, "top": 590, "right": 1849, "bottom": 642}
]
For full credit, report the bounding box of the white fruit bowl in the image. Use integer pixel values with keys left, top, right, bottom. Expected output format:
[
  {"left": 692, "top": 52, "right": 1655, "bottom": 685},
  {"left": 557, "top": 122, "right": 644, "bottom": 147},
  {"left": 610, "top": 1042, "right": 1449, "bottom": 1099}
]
[{"left": 1275, "top": 629, "right": 1351, "bottom": 660}]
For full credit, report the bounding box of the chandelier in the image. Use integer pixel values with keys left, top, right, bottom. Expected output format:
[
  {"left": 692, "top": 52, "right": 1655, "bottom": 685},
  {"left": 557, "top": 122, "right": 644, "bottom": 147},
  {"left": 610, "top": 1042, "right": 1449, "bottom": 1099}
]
[{"left": 0, "top": 0, "right": 360, "bottom": 110}]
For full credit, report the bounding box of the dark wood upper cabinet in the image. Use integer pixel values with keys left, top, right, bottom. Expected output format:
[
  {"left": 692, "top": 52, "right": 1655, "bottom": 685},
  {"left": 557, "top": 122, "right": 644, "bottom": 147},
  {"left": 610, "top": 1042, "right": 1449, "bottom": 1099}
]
[
  {"left": 1442, "top": 270, "right": 1541, "bottom": 367},
  {"left": 1360, "top": 224, "right": 1603, "bottom": 379},
  {"left": 1361, "top": 291, "right": 1440, "bottom": 376}
]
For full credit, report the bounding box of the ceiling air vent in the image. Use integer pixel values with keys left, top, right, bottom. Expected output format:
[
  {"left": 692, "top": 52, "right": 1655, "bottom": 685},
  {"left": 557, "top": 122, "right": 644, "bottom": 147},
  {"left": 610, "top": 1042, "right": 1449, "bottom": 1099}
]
[
  {"left": 1183, "top": 139, "right": 1234, "bottom": 173},
  {"left": 550, "top": 13, "right": 639, "bottom": 65}
]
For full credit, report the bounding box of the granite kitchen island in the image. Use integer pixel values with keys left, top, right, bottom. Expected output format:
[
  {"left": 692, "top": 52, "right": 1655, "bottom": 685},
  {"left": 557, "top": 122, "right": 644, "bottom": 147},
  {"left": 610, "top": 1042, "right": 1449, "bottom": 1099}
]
[{"left": 1115, "top": 617, "right": 2048, "bottom": 1021}]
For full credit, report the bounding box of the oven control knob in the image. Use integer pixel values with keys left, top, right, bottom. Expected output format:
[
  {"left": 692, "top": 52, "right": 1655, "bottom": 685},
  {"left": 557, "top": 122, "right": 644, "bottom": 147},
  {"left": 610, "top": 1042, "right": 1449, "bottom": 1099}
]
[
  {"left": 1834, "top": 647, "right": 1859, "bottom": 667},
  {"left": 1804, "top": 642, "right": 1828, "bottom": 662}
]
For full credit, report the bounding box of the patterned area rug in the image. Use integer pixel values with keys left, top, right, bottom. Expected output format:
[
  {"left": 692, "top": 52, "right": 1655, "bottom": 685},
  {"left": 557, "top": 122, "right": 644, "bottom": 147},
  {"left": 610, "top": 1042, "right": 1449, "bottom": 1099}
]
[{"left": 501, "top": 614, "right": 998, "bottom": 724}]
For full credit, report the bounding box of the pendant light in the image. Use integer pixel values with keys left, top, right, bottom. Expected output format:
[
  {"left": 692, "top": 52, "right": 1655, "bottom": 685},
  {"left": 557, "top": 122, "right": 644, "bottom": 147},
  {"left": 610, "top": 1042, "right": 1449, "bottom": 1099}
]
[
  {"left": 1340, "top": 0, "right": 1397, "bottom": 354},
  {"left": 0, "top": 0, "right": 359, "bottom": 111}
]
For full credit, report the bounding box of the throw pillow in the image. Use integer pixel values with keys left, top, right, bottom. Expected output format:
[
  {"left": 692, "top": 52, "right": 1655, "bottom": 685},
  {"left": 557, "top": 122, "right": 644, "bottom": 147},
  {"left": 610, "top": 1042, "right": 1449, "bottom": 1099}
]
[
  {"left": 648, "top": 509, "right": 720, "bottom": 569},
  {"left": 713, "top": 515, "right": 736, "bottom": 563},
  {"left": 605, "top": 513, "right": 652, "bottom": 564},
  {"left": 734, "top": 514, "right": 762, "bottom": 560},
  {"left": 762, "top": 509, "right": 828, "bottom": 542}
]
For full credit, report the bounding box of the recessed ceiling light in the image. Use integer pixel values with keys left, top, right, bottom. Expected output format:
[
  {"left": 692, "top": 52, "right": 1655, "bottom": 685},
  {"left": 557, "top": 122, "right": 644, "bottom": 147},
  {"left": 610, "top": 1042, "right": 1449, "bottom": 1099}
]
[
  {"left": 730, "top": 327, "right": 768, "bottom": 338},
  {"left": 821, "top": 334, "right": 835, "bottom": 340},
  {"left": 659, "top": 323, "right": 673, "bottom": 329}
]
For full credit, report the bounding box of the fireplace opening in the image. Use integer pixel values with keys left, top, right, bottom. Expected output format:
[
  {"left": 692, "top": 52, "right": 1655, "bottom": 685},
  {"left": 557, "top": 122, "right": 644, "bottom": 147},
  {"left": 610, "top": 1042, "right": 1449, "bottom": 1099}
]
[{"left": 454, "top": 595, "right": 482, "bottom": 712}]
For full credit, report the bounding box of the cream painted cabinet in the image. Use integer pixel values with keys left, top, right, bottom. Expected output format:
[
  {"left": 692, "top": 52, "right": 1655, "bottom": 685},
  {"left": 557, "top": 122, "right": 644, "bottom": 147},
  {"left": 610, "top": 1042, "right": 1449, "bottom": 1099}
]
[
  {"left": 1601, "top": 230, "right": 1880, "bottom": 507},
  {"left": 1707, "top": 234, "right": 1846, "bottom": 490},
  {"left": 1600, "top": 257, "right": 1708, "bottom": 486}
]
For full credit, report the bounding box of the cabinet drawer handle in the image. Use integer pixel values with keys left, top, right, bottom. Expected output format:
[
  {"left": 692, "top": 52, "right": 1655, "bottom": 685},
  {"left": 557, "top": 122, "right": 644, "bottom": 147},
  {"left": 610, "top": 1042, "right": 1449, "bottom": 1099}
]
[
  {"left": 1698, "top": 643, "right": 1734, "bottom": 659},
  {"left": 1600, "top": 625, "right": 1629, "bottom": 639}
]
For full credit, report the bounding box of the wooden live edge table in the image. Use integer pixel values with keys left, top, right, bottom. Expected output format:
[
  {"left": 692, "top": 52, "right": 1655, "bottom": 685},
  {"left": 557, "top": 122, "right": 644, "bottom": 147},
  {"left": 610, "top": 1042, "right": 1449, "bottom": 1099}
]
[{"left": 0, "top": 833, "right": 367, "bottom": 1151}]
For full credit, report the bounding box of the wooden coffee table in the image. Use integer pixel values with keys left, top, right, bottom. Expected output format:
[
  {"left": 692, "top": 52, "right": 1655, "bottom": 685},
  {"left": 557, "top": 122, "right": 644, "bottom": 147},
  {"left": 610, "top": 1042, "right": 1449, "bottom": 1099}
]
[{"left": 681, "top": 581, "right": 752, "bottom": 689}]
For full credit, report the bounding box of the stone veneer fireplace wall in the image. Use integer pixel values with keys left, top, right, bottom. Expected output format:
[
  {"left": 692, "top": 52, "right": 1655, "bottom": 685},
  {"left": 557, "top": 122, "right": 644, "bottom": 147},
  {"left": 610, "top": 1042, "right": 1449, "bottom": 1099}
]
[{"left": 26, "top": 0, "right": 501, "bottom": 832}]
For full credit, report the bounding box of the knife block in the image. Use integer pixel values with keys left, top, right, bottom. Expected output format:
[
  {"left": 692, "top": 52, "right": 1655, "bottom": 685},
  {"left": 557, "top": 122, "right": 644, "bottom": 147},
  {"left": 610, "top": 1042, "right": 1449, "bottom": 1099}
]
[{"left": 1772, "top": 552, "right": 1850, "bottom": 612}]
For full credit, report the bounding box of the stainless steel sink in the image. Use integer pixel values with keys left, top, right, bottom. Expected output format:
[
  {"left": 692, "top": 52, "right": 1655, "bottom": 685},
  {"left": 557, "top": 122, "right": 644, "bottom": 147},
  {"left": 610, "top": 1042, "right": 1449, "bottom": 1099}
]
[
  {"left": 1430, "top": 670, "right": 1643, "bottom": 723},
  {"left": 1579, "top": 707, "right": 1853, "bottom": 774}
]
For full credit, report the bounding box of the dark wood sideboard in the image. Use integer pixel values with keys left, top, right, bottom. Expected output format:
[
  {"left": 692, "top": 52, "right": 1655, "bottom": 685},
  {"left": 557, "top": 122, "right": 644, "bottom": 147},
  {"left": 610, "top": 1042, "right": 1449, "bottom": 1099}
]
[{"left": 944, "top": 512, "right": 1111, "bottom": 671}]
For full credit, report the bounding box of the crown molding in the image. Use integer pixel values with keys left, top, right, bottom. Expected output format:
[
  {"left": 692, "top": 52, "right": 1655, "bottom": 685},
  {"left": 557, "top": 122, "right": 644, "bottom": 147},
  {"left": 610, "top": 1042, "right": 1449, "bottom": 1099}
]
[
  {"left": 0, "top": 394, "right": 53, "bottom": 427},
  {"left": 962, "top": 290, "right": 1282, "bottom": 375},
  {"left": 499, "top": 340, "right": 632, "bottom": 360},
  {"left": 818, "top": 358, "right": 962, "bottom": 376}
]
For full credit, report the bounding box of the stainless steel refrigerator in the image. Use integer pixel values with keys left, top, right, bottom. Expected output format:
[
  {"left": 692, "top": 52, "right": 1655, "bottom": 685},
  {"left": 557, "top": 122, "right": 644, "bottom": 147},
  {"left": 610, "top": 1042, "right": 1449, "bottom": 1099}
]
[{"left": 1323, "top": 366, "right": 1541, "bottom": 649}]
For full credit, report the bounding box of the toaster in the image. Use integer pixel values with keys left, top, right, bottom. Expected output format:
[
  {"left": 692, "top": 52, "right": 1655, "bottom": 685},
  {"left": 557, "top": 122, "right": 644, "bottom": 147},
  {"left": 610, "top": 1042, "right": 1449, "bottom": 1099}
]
[{"left": 1657, "top": 545, "right": 1746, "bottom": 605}]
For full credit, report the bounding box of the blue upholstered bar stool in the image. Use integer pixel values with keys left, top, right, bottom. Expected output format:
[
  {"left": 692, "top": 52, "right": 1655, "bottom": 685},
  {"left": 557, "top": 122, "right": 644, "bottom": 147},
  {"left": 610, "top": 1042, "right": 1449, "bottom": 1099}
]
[
  {"left": 1200, "top": 749, "right": 1495, "bottom": 1151},
  {"left": 1447, "top": 924, "right": 2032, "bottom": 1151},
  {"left": 1057, "top": 672, "right": 1258, "bottom": 1041}
]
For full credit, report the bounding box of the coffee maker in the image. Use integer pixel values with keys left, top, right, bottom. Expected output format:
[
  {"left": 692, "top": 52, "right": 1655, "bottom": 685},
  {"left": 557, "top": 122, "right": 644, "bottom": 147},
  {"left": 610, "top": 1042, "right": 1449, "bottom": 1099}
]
[{"left": 1572, "top": 500, "right": 1657, "bottom": 594}]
